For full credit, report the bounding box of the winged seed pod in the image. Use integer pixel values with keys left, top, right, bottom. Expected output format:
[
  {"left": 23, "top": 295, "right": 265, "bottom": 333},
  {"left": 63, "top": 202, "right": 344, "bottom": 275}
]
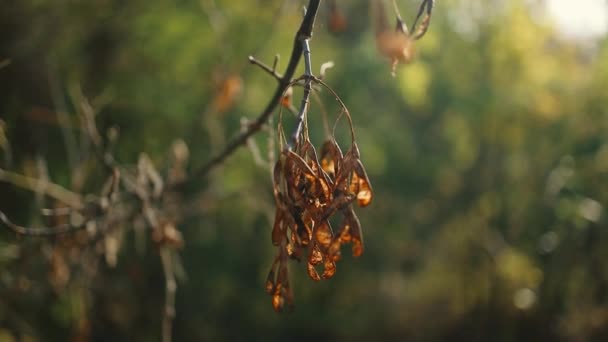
[
  {"left": 266, "top": 79, "right": 374, "bottom": 311},
  {"left": 372, "top": 0, "right": 435, "bottom": 74}
]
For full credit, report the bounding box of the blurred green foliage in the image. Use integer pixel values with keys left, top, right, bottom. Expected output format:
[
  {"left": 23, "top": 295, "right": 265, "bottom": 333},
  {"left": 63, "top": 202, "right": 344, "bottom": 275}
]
[{"left": 1, "top": 0, "right": 608, "bottom": 341}]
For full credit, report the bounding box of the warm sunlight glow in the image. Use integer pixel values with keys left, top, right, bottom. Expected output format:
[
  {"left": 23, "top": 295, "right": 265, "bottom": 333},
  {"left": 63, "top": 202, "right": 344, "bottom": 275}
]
[{"left": 546, "top": 0, "right": 608, "bottom": 38}]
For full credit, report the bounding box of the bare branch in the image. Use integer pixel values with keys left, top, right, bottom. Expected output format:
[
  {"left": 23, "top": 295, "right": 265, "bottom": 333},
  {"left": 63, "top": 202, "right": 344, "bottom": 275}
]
[
  {"left": 0, "top": 210, "right": 82, "bottom": 236},
  {"left": 160, "top": 247, "right": 177, "bottom": 342},
  {"left": 289, "top": 39, "right": 314, "bottom": 149},
  {"left": 0, "top": 168, "right": 83, "bottom": 209},
  {"left": 248, "top": 55, "right": 282, "bottom": 81},
  {"left": 0, "top": 119, "right": 13, "bottom": 168},
  {"left": 171, "top": 0, "right": 322, "bottom": 190},
  {"left": 48, "top": 69, "right": 79, "bottom": 172}
]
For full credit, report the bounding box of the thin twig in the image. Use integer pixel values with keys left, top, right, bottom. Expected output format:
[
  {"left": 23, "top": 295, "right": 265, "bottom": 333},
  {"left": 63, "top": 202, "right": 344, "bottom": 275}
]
[
  {"left": 171, "top": 0, "right": 321, "bottom": 190},
  {"left": 241, "top": 117, "right": 270, "bottom": 169},
  {"left": 0, "top": 168, "right": 83, "bottom": 209},
  {"left": 289, "top": 39, "right": 314, "bottom": 149},
  {"left": 272, "top": 54, "right": 280, "bottom": 72},
  {"left": 0, "top": 210, "right": 82, "bottom": 236},
  {"left": 0, "top": 119, "right": 13, "bottom": 168},
  {"left": 160, "top": 247, "right": 177, "bottom": 342},
  {"left": 248, "top": 55, "right": 283, "bottom": 81},
  {"left": 48, "top": 69, "right": 79, "bottom": 172}
]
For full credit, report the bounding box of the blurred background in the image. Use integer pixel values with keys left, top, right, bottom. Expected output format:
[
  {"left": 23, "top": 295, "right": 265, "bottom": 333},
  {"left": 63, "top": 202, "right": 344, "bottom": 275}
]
[{"left": 1, "top": 0, "right": 608, "bottom": 341}]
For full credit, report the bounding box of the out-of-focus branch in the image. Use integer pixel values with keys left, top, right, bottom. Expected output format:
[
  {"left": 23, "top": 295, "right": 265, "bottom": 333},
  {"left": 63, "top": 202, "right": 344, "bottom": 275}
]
[
  {"left": 0, "top": 168, "right": 83, "bottom": 209},
  {"left": 171, "top": 0, "right": 321, "bottom": 190},
  {"left": 160, "top": 247, "right": 177, "bottom": 342},
  {"left": 48, "top": 69, "right": 78, "bottom": 172}
]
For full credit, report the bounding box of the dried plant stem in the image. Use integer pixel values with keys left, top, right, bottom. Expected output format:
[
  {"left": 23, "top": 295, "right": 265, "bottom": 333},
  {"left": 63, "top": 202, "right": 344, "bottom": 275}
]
[
  {"left": 290, "top": 39, "right": 313, "bottom": 149},
  {"left": 172, "top": 0, "right": 321, "bottom": 190},
  {"left": 48, "top": 70, "right": 79, "bottom": 172},
  {"left": 0, "top": 210, "right": 79, "bottom": 236},
  {"left": 248, "top": 55, "right": 282, "bottom": 81},
  {"left": 160, "top": 247, "right": 177, "bottom": 342},
  {"left": 241, "top": 118, "right": 269, "bottom": 169},
  {"left": 0, "top": 168, "right": 83, "bottom": 209}
]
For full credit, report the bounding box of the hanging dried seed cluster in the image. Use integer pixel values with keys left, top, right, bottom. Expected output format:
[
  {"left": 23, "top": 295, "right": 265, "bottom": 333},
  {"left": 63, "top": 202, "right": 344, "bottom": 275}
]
[
  {"left": 372, "top": 0, "right": 435, "bottom": 74},
  {"left": 265, "top": 87, "right": 373, "bottom": 312}
]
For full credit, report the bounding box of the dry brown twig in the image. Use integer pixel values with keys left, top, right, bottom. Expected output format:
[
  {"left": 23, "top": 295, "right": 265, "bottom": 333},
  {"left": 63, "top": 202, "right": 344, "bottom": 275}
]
[{"left": 170, "top": 0, "right": 322, "bottom": 189}]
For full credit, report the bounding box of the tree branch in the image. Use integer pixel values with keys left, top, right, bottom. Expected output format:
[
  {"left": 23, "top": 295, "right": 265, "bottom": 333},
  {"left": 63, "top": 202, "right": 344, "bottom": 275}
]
[
  {"left": 160, "top": 247, "right": 177, "bottom": 342},
  {"left": 248, "top": 55, "right": 282, "bottom": 81},
  {"left": 171, "top": 0, "right": 321, "bottom": 190},
  {"left": 0, "top": 168, "right": 83, "bottom": 209},
  {"left": 289, "top": 39, "right": 313, "bottom": 149}
]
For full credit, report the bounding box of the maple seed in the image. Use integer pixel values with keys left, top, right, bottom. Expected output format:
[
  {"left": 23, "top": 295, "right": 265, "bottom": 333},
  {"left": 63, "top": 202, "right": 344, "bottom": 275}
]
[
  {"left": 321, "top": 259, "right": 337, "bottom": 279},
  {"left": 266, "top": 65, "right": 374, "bottom": 312},
  {"left": 265, "top": 271, "right": 276, "bottom": 294},
  {"left": 307, "top": 262, "right": 321, "bottom": 281},
  {"left": 314, "top": 221, "right": 333, "bottom": 249}
]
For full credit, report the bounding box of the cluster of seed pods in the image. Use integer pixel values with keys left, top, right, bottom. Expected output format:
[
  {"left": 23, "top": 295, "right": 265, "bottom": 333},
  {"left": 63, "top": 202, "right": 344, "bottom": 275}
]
[{"left": 265, "top": 91, "right": 373, "bottom": 311}]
